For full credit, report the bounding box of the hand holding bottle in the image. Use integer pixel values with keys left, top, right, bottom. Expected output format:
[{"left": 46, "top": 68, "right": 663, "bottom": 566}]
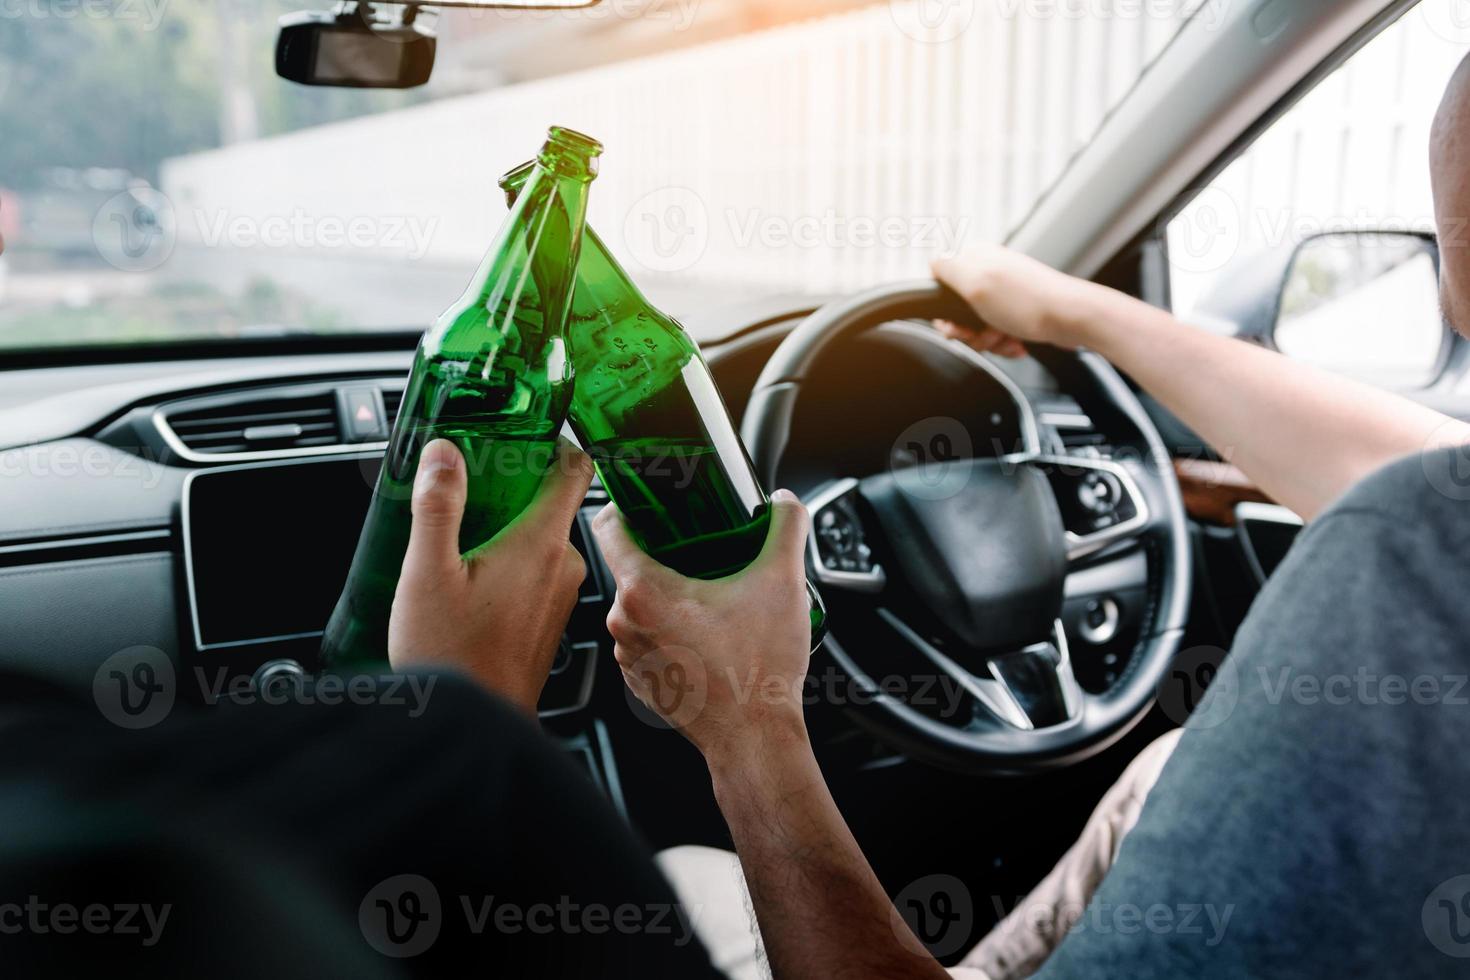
[
  {"left": 590, "top": 491, "right": 813, "bottom": 765},
  {"left": 389, "top": 438, "right": 593, "bottom": 713}
]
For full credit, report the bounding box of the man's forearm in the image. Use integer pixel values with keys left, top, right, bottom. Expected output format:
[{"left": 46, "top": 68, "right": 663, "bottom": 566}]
[
  {"left": 708, "top": 728, "right": 949, "bottom": 980},
  {"left": 1068, "top": 287, "right": 1470, "bottom": 520}
]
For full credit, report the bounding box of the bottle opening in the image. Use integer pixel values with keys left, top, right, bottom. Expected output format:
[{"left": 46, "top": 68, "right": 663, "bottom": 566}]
[
  {"left": 547, "top": 126, "right": 603, "bottom": 157},
  {"left": 537, "top": 126, "right": 603, "bottom": 180},
  {"left": 498, "top": 161, "right": 535, "bottom": 194}
]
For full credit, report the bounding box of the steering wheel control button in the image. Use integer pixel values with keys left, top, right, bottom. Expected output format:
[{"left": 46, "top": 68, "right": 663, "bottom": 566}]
[
  {"left": 1078, "top": 597, "right": 1121, "bottom": 645},
  {"left": 805, "top": 480, "right": 885, "bottom": 593},
  {"left": 1077, "top": 470, "right": 1122, "bottom": 516},
  {"left": 817, "top": 503, "right": 873, "bottom": 574},
  {"left": 1039, "top": 457, "right": 1147, "bottom": 559}
]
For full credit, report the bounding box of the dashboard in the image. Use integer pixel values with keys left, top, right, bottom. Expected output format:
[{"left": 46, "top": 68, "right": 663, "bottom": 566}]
[{"left": 0, "top": 315, "right": 1147, "bottom": 829}]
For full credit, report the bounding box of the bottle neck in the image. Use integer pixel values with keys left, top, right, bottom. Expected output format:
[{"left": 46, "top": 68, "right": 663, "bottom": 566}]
[
  {"left": 440, "top": 162, "right": 593, "bottom": 345},
  {"left": 500, "top": 171, "right": 655, "bottom": 322}
]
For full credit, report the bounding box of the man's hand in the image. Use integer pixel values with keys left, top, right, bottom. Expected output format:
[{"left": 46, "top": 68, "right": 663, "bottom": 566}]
[
  {"left": 931, "top": 244, "right": 1103, "bottom": 356},
  {"left": 389, "top": 437, "right": 593, "bottom": 713},
  {"left": 595, "top": 493, "right": 947, "bottom": 979},
  {"left": 590, "top": 490, "right": 812, "bottom": 765}
]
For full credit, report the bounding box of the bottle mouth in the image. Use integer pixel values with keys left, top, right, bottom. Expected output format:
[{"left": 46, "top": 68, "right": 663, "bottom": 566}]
[
  {"left": 538, "top": 126, "right": 603, "bottom": 180},
  {"left": 547, "top": 126, "right": 603, "bottom": 156},
  {"left": 498, "top": 161, "right": 534, "bottom": 193}
]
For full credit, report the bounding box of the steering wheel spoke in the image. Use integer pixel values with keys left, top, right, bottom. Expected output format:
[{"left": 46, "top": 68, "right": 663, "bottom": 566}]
[
  {"left": 805, "top": 478, "right": 886, "bottom": 594},
  {"left": 878, "top": 609, "right": 1082, "bottom": 731}
]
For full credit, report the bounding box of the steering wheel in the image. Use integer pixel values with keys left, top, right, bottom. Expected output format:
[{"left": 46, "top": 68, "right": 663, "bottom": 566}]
[{"left": 739, "top": 281, "right": 1191, "bottom": 773}]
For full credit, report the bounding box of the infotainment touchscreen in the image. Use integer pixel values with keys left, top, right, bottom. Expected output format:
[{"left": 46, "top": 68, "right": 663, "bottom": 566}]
[{"left": 183, "top": 456, "right": 378, "bottom": 649}]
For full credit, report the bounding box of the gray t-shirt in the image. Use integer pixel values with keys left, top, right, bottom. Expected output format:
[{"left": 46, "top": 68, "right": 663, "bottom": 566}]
[{"left": 1039, "top": 447, "right": 1470, "bottom": 977}]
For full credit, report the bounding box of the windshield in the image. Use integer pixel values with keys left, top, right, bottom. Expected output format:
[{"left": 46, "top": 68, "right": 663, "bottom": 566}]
[{"left": 0, "top": 0, "right": 1200, "bottom": 350}]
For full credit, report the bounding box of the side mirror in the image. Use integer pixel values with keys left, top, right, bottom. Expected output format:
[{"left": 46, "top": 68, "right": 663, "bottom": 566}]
[{"left": 1272, "top": 231, "right": 1447, "bottom": 389}]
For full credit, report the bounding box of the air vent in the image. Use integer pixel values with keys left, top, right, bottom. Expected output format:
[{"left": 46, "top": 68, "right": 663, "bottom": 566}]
[
  {"left": 164, "top": 393, "right": 343, "bottom": 456},
  {"left": 381, "top": 386, "right": 404, "bottom": 426},
  {"left": 1038, "top": 404, "right": 1111, "bottom": 459}
]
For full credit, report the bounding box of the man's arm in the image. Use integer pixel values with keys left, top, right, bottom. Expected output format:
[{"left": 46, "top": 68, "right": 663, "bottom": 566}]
[
  {"left": 933, "top": 247, "right": 1470, "bottom": 521},
  {"left": 591, "top": 499, "right": 948, "bottom": 980}
]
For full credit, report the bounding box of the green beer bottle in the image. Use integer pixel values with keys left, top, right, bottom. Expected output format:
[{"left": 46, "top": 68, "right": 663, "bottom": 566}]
[
  {"left": 500, "top": 163, "right": 827, "bottom": 645},
  {"left": 321, "top": 127, "right": 602, "bottom": 668}
]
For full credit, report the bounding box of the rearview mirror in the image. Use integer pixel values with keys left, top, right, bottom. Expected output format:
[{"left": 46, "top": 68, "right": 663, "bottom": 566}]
[
  {"left": 277, "top": 1, "right": 601, "bottom": 89},
  {"left": 1273, "top": 231, "right": 1447, "bottom": 390}
]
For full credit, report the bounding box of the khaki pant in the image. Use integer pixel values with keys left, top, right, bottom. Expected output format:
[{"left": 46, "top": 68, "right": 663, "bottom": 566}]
[{"left": 658, "top": 729, "right": 1182, "bottom": 980}]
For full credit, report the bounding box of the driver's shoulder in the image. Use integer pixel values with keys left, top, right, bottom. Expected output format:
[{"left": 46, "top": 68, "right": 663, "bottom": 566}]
[{"left": 1306, "top": 445, "right": 1470, "bottom": 552}]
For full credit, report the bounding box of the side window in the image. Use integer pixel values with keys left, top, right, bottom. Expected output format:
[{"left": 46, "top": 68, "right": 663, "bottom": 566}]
[{"left": 1164, "top": 2, "right": 1466, "bottom": 390}]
